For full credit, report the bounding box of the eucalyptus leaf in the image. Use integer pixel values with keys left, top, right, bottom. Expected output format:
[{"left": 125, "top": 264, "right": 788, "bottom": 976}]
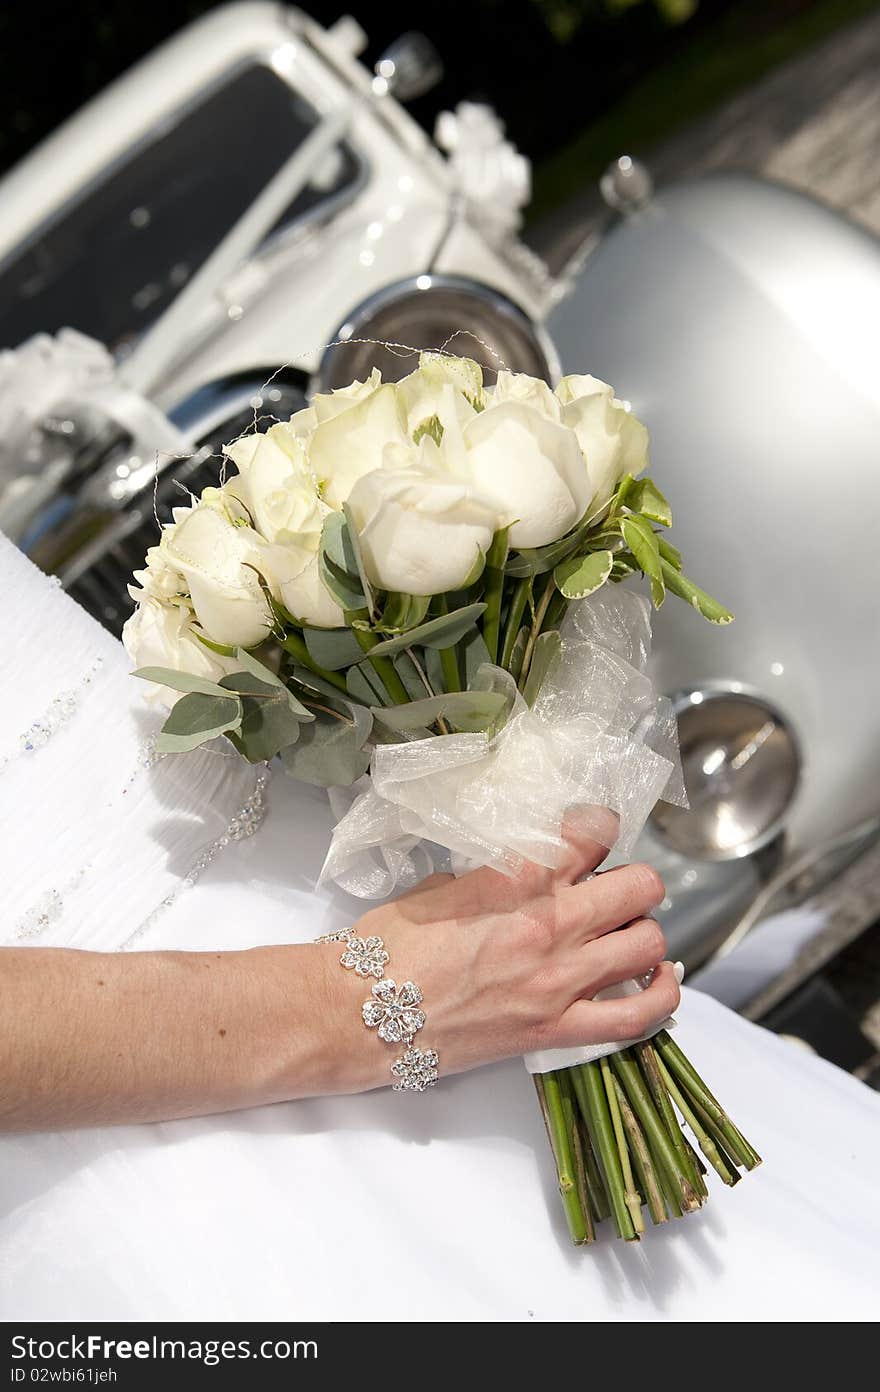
[
  {"left": 508, "top": 626, "right": 529, "bottom": 685},
  {"left": 231, "top": 649, "right": 313, "bottom": 720},
  {"left": 347, "top": 662, "right": 388, "bottom": 706},
  {"left": 319, "top": 513, "right": 365, "bottom": 609},
  {"left": 460, "top": 628, "right": 492, "bottom": 686},
  {"left": 365, "top": 602, "right": 487, "bottom": 658},
  {"left": 230, "top": 697, "right": 305, "bottom": 764},
  {"left": 393, "top": 651, "right": 432, "bottom": 702},
  {"left": 134, "top": 667, "right": 233, "bottom": 700},
  {"left": 280, "top": 711, "right": 372, "bottom": 787},
  {"left": 372, "top": 689, "right": 507, "bottom": 735},
  {"left": 621, "top": 514, "right": 665, "bottom": 607},
  {"left": 303, "top": 626, "right": 365, "bottom": 671},
  {"left": 341, "top": 502, "right": 376, "bottom": 619},
  {"left": 523, "top": 630, "right": 562, "bottom": 707},
  {"left": 553, "top": 548, "right": 613, "bottom": 600},
  {"left": 157, "top": 691, "right": 242, "bottom": 754}
]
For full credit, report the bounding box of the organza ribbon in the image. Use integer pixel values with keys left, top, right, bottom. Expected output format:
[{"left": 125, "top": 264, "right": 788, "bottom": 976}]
[{"left": 319, "top": 589, "right": 687, "bottom": 898}]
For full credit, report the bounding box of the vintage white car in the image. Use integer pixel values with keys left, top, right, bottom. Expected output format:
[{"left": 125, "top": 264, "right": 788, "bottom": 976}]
[{"left": 1, "top": 3, "right": 878, "bottom": 1030}]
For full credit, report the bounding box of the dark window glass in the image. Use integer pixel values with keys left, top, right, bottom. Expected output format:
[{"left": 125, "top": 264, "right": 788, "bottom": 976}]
[{"left": 0, "top": 64, "right": 358, "bottom": 352}]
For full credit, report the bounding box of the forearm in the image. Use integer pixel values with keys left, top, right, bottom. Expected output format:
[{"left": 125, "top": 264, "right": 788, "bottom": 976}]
[{"left": 0, "top": 944, "right": 377, "bottom": 1131}]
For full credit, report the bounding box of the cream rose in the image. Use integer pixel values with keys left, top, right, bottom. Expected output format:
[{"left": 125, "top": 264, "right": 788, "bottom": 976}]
[
  {"left": 462, "top": 400, "right": 591, "bottom": 548},
  {"left": 346, "top": 446, "right": 500, "bottom": 595},
  {"left": 396, "top": 353, "right": 485, "bottom": 436},
  {"left": 223, "top": 424, "right": 326, "bottom": 546},
  {"left": 121, "top": 597, "right": 237, "bottom": 707},
  {"left": 308, "top": 382, "right": 409, "bottom": 509},
  {"left": 556, "top": 374, "right": 649, "bottom": 510},
  {"left": 162, "top": 499, "right": 274, "bottom": 648}
]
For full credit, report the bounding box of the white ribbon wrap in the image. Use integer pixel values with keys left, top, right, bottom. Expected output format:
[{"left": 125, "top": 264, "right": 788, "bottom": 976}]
[
  {"left": 523, "top": 964, "right": 685, "bottom": 1074},
  {"left": 320, "top": 589, "right": 686, "bottom": 898}
]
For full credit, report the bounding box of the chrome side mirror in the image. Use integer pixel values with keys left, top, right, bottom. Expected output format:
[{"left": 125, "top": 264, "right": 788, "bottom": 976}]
[{"left": 373, "top": 33, "right": 443, "bottom": 101}]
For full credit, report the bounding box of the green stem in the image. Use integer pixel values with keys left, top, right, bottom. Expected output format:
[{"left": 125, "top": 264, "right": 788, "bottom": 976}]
[
  {"left": 500, "top": 577, "right": 531, "bottom": 671},
  {"left": 610, "top": 1050, "right": 698, "bottom": 1217},
  {"left": 653, "top": 1053, "right": 737, "bottom": 1187},
  {"left": 543, "top": 588, "right": 568, "bottom": 634},
  {"left": 353, "top": 628, "right": 410, "bottom": 706},
  {"left": 613, "top": 1076, "right": 669, "bottom": 1226},
  {"left": 577, "top": 1114, "right": 612, "bottom": 1224},
  {"left": 517, "top": 575, "right": 556, "bottom": 693},
  {"left": 535, "top": 1073, "right": 589, "bottom": 1245},
  {"left": 600, "top": 1057, "right": 644, "bottom": 1235},
  {"left": 434, "top": 596, "right": 462, "bottom": 692},
  {"left": 574, "top": 1062, "right": 637, "bottom": 1241},
  {"left": 482, "top": 530, "right": 509, "bottom": 664},
  {"left": 279, "top": 632, "right": 348, "bottom": 693},
  {"left": 655, "top": 1032, "right": 761, "bottom": 1170},
  {"left": 635, "top": 1041, "right": 704, "bottom": 1198},
  {"left": 559, "top": 1071, "right": 595, "bottom": 1243}
]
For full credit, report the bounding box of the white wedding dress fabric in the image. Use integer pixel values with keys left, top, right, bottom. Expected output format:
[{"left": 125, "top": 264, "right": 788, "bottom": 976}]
[{"left": 0, "top": 531, "right": 877, "bottom": 1322}]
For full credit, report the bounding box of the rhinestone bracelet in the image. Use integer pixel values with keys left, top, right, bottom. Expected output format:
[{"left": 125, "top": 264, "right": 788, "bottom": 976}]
[{"left": 315, "top": 927, "right": 439, "bottom": 1093}]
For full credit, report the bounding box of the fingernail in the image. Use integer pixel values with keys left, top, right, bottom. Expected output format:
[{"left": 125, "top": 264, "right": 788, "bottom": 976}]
[{"left": 673, "top": 961, "right": 685, "bottom": 984}]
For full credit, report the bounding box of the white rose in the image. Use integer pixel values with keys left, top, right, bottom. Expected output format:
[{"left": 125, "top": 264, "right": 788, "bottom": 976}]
[
  {"left": 223, "top": 424, "right": 327, "bottom": 545},
  {"left": 396, "top": 353, "right": 485, "bottom": 435},
  {"left": 286, "top": 368, "right": 383, "bottom": 440},
  {"left": 308, "top": 382, "right": 409, "bottom": 509},
  {"left": 462, "top": 400, "right": 591, "bottom": 548},
  {"left": 556, "top": 374, "right": 649, "bottom": 509},
  {"left": 122, "top": 597, "right": 237, "bottom": 707},
  {"left": 128, "top": 538, "right": 186, "bottom": 604},
  {"left": 163, "top": 500, "right": 274, "bottom": 648},
  {"left": 263, "top": 542, "right": 345, "bottom": 628},
  {"left": 346, "top": 445, "right": 500, "bottom": 595},
  {"left": 489, "top": 370, "right": 560, "bottom": 421}
]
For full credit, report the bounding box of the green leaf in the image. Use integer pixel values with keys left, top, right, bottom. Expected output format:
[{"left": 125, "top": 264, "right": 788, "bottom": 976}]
[
  {"left": 341, "top": 502, "right": 376, "bottom": 620},
  {"left": 280, "top": 708, "right": 372, "bottom": 787},
  {"left": 460, "top": 628, "right": 492, "bottom": 686},
  {"left": 319, "top": 513, "right": 365, "bottom": 610},
  {"left": 657, "top": 536, "right": 683, "bottom": 571},
  {"left": 346, "top": 662, "right": 388, "bottom": 706},
  {"left": 621, "top": 515, "right": 665, "bottom": 607},
  {"left": 523, "top": 630, "right": 562, "bottom": 707},
  {"left": 157, "top": 691, "right": 242, "bottom": 754},
  {"left": 625, "top": 477, "right": 672, "bottom": 527},
  {"left": 660, "top": 558, "right": 734, "bottom": 625},
  {"left": 303, "top": 626, "right": 365, "bottom": 671},
  {"left": 372, "top": 689, "right": 508, "bottom": 735},
  {"left": 134, "top": 667, "right": 233, "bottom": 700},
  {"left": 553, "top": 548, "right": 614, "bottom": 600},
  {"left": 393, "top": 651, "right": 431, "bottom": 702},
  {"left": 365, "top": 603, "right": 487, "bottom": 658},
  {"left": 230, "top": 649, "right": 313, "bottom": 720},
  {"left": 507, "top": 626, "right": 529, "bottom": 684},
  {"left": 192, "top": 630, "right": 236, "bottom": 657},
  {"left": 378, "top": 591, "right": 432, "bottom": 634},
  {"left": 230, "top": 697, "right": 306, "bottom": 764},
  {"left": 505, "top": 509, "right": 598, "bottom": 578}
]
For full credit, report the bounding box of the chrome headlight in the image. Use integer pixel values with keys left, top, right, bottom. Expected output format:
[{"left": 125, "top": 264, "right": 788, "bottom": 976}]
[
  {"left": 316, "top": 275, "right": 555, "bottom": 390},
  {"left": 649, "top": 685, "right": 801, "bottom": 860}
]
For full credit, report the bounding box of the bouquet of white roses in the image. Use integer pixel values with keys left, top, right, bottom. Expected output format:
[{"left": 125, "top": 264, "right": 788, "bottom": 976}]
[{"left": 125, "top": 353, "right": 759, "bottom": 1245}]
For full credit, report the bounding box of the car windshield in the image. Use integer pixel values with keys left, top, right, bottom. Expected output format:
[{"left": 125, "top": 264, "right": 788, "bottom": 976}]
[{"left": 0, "top": 63, "right": 359, "bottom": 353}]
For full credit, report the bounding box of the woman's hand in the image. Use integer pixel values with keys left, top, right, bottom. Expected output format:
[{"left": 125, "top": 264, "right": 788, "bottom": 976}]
[{"left": 319, "top": 810, "right": 679, "bottom": 1093}]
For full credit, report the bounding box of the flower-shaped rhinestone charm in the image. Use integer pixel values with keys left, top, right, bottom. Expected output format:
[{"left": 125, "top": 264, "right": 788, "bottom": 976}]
[
  {"left": 391, "top": 1047, "right": 440, "bottom": 1093},
  {"left": 340, "top": 934, "right": 389, "bottom": 980},
  {"left": 362, "top": 979, "right": 425, "bottom": 1045}
]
